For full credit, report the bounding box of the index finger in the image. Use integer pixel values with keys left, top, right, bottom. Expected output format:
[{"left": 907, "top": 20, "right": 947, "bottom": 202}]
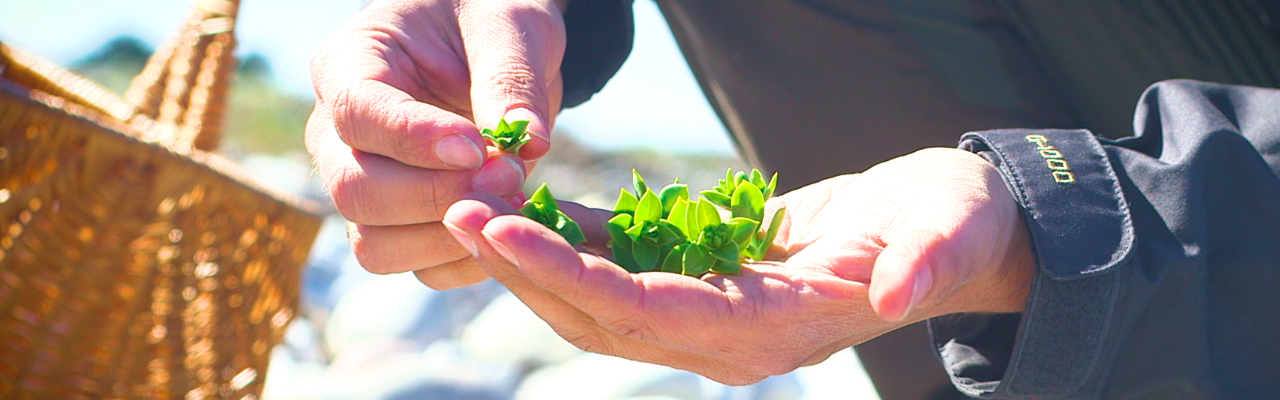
[{"left": 311, "top": 31, "right": 486, "bottom": 171}]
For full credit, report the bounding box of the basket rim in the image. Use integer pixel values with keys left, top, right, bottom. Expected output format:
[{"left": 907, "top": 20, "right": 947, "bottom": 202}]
[{"left": 1, "top": 77, "right": 323, "bottom": 217}]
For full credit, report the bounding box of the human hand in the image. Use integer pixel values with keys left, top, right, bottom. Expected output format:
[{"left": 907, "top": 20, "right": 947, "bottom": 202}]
[
  {"left": 307, "top": 0, "right": 568, "bottom": 289},
  {"left": 442, "top": 148, "right": 1034, "bottom": 384}
]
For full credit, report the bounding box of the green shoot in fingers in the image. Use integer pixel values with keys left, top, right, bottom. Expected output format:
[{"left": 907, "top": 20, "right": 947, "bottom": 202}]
[{"left": 482, "top": 118, "right": 532, "bottom": 154}]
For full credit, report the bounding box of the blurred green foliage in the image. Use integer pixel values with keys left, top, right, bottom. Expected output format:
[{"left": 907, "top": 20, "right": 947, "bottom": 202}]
[{"left": 70, "top": 36, "right": 312, "bottom": 156}]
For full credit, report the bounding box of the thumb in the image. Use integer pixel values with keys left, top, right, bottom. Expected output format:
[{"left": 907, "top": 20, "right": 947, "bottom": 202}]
[
  {"left": 459, "top": 0, "right": 566, "bottom": 161},
  {"left": 868, "top": 229, "right": 951, "bottom": 321}
]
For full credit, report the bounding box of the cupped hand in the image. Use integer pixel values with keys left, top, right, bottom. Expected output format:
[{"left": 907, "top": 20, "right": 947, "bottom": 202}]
[
  {"left": 443, "top": 148, "right": 1035, "bottom": 385},
  {"left": 307, "top": 0, "right": 567, "bottom": 289}
]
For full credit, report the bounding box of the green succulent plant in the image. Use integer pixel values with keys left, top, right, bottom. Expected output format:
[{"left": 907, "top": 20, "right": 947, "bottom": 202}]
[
  {"left": 519, "top": 183, "right": 586, "bottom": 246},
  {"left": 519, "top": 168, "right": 783, "bottom": 278},
  {"left": 481, "top": 118, "right": 532, "bottom": 154}
]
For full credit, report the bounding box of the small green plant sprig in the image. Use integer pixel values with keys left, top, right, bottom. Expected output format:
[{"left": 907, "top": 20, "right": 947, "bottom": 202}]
[
  {"left": 482, "top": 118, "right": 532, "bottom": 154},
  {"left": 604, "top": 169, "right": 785, "bottom": 277},
  {"left": 519, "top": 183, "right": 587, "bottom": 246}
]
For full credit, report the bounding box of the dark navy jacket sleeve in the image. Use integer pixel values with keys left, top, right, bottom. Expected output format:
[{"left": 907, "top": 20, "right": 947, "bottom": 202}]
[
  {"left": 560, "top": 0, "right": 635, "bottom": 108},
  {"left": 935, "top": 80, "right": 1280, "bottom": 399}
]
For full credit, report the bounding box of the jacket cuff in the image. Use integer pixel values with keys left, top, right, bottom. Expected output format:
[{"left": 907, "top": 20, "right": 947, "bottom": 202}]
[
  {"left": 930, "top": 129, "right": 1134, "bottom": 398},
  {"left": 561, "top": 0, "right": 635, "bottom": 108}
]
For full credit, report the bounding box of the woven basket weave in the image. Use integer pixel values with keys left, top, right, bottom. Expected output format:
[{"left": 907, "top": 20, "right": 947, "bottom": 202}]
[{"left": 0, "top": 0, "right": 322, "bottom": 398}]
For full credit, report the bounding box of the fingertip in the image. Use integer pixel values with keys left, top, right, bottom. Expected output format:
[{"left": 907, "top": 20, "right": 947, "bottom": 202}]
[
  {"left": 472, "top": 154, "right": 527, "bottom": 196},
  {"left": 444, "top": 193, "right": 512, "bottom": 233}
]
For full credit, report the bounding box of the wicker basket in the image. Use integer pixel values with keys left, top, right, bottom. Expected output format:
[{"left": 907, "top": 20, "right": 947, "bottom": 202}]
[{"left": 0, "top": 0, "right": 322, "bottom": 398}]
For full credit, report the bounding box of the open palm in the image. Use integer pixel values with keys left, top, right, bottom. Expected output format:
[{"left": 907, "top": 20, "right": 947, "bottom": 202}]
[{"left": 443, "top": 148, "right": 1034, "bottom": 384}]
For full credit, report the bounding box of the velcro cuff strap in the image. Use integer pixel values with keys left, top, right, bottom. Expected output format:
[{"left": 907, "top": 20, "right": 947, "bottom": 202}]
[{"left": 959, "top": 129, "right": 1133, "bottom": 280}]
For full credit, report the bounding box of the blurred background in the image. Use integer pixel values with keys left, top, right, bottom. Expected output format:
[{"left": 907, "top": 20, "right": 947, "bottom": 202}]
[{"left": 0, "top": 0, "right": 880, "bottom": 398}]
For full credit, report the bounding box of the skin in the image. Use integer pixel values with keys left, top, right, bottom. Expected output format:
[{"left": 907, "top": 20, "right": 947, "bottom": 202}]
[
  {"left": 306, "top": 0, "right": 570, "bottom": 290},
  {"left": 308, "top": 0, "right": 1035, "bottom": 386},
  {"left": 443, "top": 148, "right": 1035, "bottom": 385}
]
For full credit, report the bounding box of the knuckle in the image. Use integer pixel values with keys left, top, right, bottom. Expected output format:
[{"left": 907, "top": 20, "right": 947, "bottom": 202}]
[
  {"left": 348, "top": 234, "right": 400, "bottom": 275},
  {"left": 327, "top": 170, "right": 378, "bottom": 223},
  {"left": 476, "top": 61, "right": 540, "bottom": 104},
  {"left": 330, "top": 82, "right": 361, "bottom": 145}
]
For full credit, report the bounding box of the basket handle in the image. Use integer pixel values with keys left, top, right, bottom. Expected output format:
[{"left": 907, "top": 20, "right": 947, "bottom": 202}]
[{"left": 124, "top": 0, "right": 241, "bottom": 151}]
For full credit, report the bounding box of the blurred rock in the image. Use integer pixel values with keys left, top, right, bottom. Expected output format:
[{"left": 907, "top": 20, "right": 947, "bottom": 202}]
[
  {"left": 322, "top": 340, "right": 517, "bottom": 400},
  {"left": 515, "top": 353, "right": 702, "bottom": 400},
  {"left": 324, "top": 273, "right": 506, "bottom": 357},
  {"left": 698, "top": 374, "right": 803, "bottom": 400},
  {"left": 461, "top": 292, "right": 583, "bottom": 368},
  {"left": 263, "top": 343, "right": 333, "bottom": 400}
]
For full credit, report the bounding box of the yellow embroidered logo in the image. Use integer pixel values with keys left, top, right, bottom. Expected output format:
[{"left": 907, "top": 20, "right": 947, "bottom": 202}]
[{"left": 1025, "top": 135, "right": 1076, "bottom": 184}]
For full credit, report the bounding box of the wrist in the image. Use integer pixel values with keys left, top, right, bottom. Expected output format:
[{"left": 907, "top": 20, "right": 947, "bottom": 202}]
[{"left": 937, "top": 161, "right": 1035, "bottom": 317}]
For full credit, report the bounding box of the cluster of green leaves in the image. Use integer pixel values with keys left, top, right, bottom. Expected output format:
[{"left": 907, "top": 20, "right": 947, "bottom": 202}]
[
  {"left": 481, "top": 118, "right": 532, "bottom": 154},
  {"left": 604, "top": 169, "right": 784, "bottom": 277},
  {"left": 519, "top": 184, "right": 587, "bottom": 245}
]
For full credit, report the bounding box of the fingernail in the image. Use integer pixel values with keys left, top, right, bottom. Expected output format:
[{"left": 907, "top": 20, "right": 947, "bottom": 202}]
[
  {"left": 443, "top": 222, "right": 478, "bottom": 258},
  {"left": 485, "top": 232, "right": 520, "bottom": 268},
  {"left": 503, "top": 108, "right": 548, "bottom": 142},
  {"left": 905, "top": 265, "right": 933, "bottom": 319},
  {"left": 472, "top": 155, "right": 525, "bottom": 195},
  {"left": 435, "top": 134, "right": 485, "bottom": 169}
]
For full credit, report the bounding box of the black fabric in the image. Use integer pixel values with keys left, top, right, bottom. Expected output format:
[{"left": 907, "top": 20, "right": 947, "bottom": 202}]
[
  {"left": 939, "top": 80, "right": 1280, "bottom": 399},
  {"left": 960, "top": 129, "right": 1134, "bottom": 280},
  {"left": 558, "top": 1, "right": 1280, "bottom": 399},
  {"left": 560, "top": 0, "right": 635, "bottom": 108}
]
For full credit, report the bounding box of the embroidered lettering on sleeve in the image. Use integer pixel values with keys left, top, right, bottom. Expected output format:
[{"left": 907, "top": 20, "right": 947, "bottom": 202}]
[{"left": 1025, "top": 135, "right": 1076, "bottom": 184}]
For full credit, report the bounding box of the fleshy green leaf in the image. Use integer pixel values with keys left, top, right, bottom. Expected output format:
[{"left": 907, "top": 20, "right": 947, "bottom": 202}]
[
  {"left": 763, "top": 172, "right": 779, "bottom": 199},
  {"left": 632, "top": 241, "right": 660, "bottom": 272},
  {"left": 724, "top": 217, "right": 760, "bottom": 248},
  {"left": 731, "top": 181, "right": 765, "bottom": 222},
  {"left": 519, "top": 184, "right": 584, "bottom": 245},
  {"left": 624, "top": 222, "right": 647, "bottom": 242},
  {"left": 697, "top": 198, "right": 721, "bottom": 228},
  {"left": 710, "top": 242, "right": 740, "bottom": 264},
  {"left": 632, "top": 169, "right": 648, "bottom": 197},
  {"left": 614, "top": 188, "right": 638, "bottom": 216},
  {"left": 700, "top": 190, "right": 732, "bottom": 208},
  {"left": 710, "top": 258, "right": 741, "bottom": 275},
  {"left": 667, "top": 198, "right": 691, "bottom": 237},
  {"left": 654, "top": 221, "right": 686, "bottom": 248},
  {"left": 658, "top": 184, "right": 689, "bottom": 215},
  {"left": 751, "top": 207, "right": 786, "bottom": 261},
  {"left": 660, "top": 245, "right": 687, "bottom": 273},
  {"left": 611, "top": 240, "right": 640, "bottom": 273},
  {"left": 750, "top": 169, "right": 765, "bottom": 188},
  {"left": 529, "top": 184, "right": 558, "bottom": 213},
  {"left": 483, "top": 118, "right": 532, "bottom": 154},
  {"left": 508, "top": 119, "right": 529, "bottom": 133},
  {"left": 636, "top": 191, "right": 663, "bottom": 224},
  {"left": 682, "top": 244, "right": 713, "bottom": 277},
  {"left": 606, "top": 213, "right": 634, "bottom": 233},
  {"left": 553, "top": 210, "right": 587, "bottom": 245}
]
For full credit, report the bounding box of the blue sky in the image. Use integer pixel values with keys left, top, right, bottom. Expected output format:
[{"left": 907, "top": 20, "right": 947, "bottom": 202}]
[{"left": 0, "top": 0, "right": 735, "bottom": 155}]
